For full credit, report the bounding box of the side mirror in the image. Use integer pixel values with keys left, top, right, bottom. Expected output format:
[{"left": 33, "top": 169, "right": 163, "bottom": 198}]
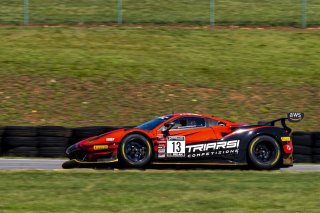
[{"left": 162, "top": 122, "right": 175, "bottom": 132}]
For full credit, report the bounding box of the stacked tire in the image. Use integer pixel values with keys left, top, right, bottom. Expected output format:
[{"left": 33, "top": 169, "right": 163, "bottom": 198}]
[
  {"left": 38, "top": 126, "right": 71, "bottom": 157},
  {"left": 292, "top": 131, "right": 313, "bottom": 163},
  {"left": 70, "top": 126, "right": 120, "bottom": 146},
  {"left": 0, "top": 126, "right": 4, "bottom": 155},
  {"left": 3, "top": 126, "right": 39, "bottom": 157},
  {"left": 312, "top": 132, "right": 320, "bottom": 163}
]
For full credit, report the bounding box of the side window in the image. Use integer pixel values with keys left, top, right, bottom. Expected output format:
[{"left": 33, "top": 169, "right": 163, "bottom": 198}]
[
  {"left": 207, "top": 118, "right": 219, "bottom": 126},
  {"left": 171, "top": 117, "right": 206, "bottom": 130}
]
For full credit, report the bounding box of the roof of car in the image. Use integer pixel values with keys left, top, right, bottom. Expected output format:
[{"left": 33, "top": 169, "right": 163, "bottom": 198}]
[
  {"left": 171, "top": 113, "right": 204, "bottom": 117},
  {"left": 167, "top": 113, "right": 233, "bottom": 124}
]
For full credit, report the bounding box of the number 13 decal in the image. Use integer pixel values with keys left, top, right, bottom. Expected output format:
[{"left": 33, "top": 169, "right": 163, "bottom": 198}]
[
  {"left": 167, "top": 136, "right": 185, "bottom": 157},
  {"left": 172, "top": 141, "right": 181, "bottom": 152}
]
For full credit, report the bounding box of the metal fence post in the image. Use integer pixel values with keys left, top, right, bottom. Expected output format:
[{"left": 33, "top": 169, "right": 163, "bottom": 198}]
[
  {"left": 301, "top": 0, "right": 307, "bottom": 28},
  {"left": 24, "top": 0, "right": 29, "bottom": 25},
  {"left": 117, "top": 0, "right": 123, "bottom": 25},
  {"left": 210, "top": 0, "right": 215, "bottom": 28}
]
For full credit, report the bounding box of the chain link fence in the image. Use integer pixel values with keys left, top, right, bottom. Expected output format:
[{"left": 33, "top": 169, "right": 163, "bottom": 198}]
[{"left": 0, "top": 0, "right": 319, "bottom": 27}]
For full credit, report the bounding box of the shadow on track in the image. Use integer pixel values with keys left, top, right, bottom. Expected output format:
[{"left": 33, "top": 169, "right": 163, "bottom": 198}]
[{"left": 88, "top": 164, "right": 253, "bottom": 171}]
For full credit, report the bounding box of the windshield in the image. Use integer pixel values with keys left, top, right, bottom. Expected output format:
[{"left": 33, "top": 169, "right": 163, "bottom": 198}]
[{"left": 136, "top": 115, "right": 173, "bottom": 131}]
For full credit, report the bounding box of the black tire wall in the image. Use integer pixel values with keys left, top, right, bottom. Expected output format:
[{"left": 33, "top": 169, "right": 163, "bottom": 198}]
[
  {"left": 0, "top": 127, "right": 318, "bottom": 162},
  {"left": 292, "top": 131, "right": 319, "bottom": 163},
  {"left": 0, "top": 126, "right": 124, "bottom": 157}
]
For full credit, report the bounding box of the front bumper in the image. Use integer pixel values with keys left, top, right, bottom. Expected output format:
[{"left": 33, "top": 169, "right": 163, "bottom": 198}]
[
  {"left": 66, "top": 144, "right": 78, "bottom": 155},
  {"left": 66, "top": 144, "right": 86, "bottom": 160}
]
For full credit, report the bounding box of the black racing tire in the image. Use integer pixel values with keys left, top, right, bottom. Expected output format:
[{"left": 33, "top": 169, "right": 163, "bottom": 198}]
[
  {"left": 38, "top": 137, "right": 69, "bottom": 148},
  {"left": 312, "top": 148, "right": 320, "bottom": 155},
  {"left": 291, "top": 132, "right": 313, "bottom": 146},
  {"left": 293, "top": 154, "right": 312, "bottom": 163},
  {"left": 313, "top": 155, "right": 320, "bottom": 163},
  {"left": 3, "top": 137, "right": 38, "bottom": 149},
  {"left": 314, "top": 139, "right": 320, "bottom": 148},
  {"left": 68, "top": 136, "right": 89, "bottom": 146},
  {"left": 292, "top": 131, "right": 309, "bottom": 136},
  {"left": 72, "top": 126, "right": 119, "bottom": 138},
  {"left": 118, "top": 134, "right": 153, "bottom": 168},
  {"left": 37, "top": 126, "right": 72, "bottom": 137},
  {"left": 312, "top": 132, "right": 320, "bottom": 140},
  {"left": 0, "top": 127, "right": 4, "bottom": 136},
  {"left": 293, "top": 145, "right": 313, "bottom": 155},
  {"left": 248, "top": 135, "right": 281, "bottom": 170},
  {"left": 5, "top": 146, "right": 38, "bottom": 157},
  {"left": 0, "top": 137, "right": 2, "bottom": 154},
  {"left": 4, "top": 126, "right": 37, "bottom": 137},
  {"left": 39, "top": 147, "right": 66, "bottom": 157}
]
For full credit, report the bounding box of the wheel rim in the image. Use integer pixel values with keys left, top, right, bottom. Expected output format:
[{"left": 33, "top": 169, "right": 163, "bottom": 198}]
[
  {"left": 253, "top": 141, "right": 277, "bottom": 163},
  {"left": 124, "top": 139, "right": 148, "bottom": 162}
]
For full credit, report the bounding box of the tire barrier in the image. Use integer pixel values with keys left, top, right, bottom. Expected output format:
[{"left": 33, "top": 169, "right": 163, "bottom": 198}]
[
  {"left": 4, "top": 126, "right": 37, "bottom": 137},
  {"left": 0, "top": 127, "right": 319, "bottom": 163},
  {"left": 38, "top": 126, "right": 72, "bottom": 137},
  {"left": 0, "top": 126, "right": 124, "bottom": 158},
  {"left": 70, "top": 126, "right": 120, "bottom": 146},
  {"left": 313, "top": 132, "right": 320, "bottom": 163},
  {"left": 292, "top": 131, "right": 320, "bottom": 163}
]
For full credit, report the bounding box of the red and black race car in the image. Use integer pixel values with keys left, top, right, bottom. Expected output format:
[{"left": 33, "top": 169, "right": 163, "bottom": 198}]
[{"left": 63, "top": 112, "right": 303, "bottom": 170}]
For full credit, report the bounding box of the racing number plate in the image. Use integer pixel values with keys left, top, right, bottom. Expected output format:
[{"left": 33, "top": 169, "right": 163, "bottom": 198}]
[{"left": 167, "top": 136, "right": 185, "bottom": 157}]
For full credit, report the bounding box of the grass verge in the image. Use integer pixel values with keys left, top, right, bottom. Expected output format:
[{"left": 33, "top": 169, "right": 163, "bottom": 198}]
[{"left": 0, "top": 170, "right": 319, "bottom": 212}]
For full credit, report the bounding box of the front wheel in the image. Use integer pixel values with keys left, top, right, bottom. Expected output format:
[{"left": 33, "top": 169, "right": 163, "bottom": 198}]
[
  {"left": 119, "top": 134, "right": 153, "bottom": 168},
  {"left": 248, "top": 135, "right": 281, "bottom": 170}
]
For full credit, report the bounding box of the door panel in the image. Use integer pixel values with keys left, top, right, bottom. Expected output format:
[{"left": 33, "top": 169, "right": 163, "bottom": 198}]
[
  {"left": 211, "top": 126, "right": 232, "bottom": 139},
  {"left": 167, "top": 127, "right": 218, "bottom": 144}
]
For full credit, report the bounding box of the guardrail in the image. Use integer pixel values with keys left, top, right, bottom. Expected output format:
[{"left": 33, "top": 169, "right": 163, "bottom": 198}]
[
  {"left": 0, "top": 126, "right": 319, "bottom": 163},
  {"left": 1, "top": 0, "right": 316, "bottom": 28}
]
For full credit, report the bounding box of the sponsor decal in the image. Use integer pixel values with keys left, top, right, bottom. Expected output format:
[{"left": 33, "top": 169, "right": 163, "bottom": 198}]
[
  {"left": 158, "top": 148, "right": 166, "bottom": 153},
  {"left": 93, "top": 145, "right": 109, "bottom": 150},
  {"left": 158, "top": 142, "right": 166, "bottom": 158},
  {"left": 158, "top": 153, "right": 166, "bottom": 158},
  {"left": 283, "top": 143, "right": 293, "bottom": 154},
  {"left": 167, "top": 136, "right": 186, "bottom": 157},
  {"left": 106, "top": 138, "right": 115, "bottom": 142},
  {"left": 287, "top": 112, "right": 304, "bottom": 122},
  {"left": 281, "top": 137, "right": 291, "bottom": 142},
  {"left": 186, "top": 140, "right": 240, "bottom": 158}
]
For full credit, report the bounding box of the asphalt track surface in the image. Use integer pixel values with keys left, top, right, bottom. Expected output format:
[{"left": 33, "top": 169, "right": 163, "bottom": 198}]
[{"left": 0, "top": 158, "right": 320, "bottom": 171}]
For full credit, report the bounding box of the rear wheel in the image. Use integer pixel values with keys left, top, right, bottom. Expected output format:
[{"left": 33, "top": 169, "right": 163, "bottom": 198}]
[
  {"left": 119, "top": 134, "right": 152, "bottom": 168},
  {"left": 248, "top": 135, "right": 281, "bottom": 170}
]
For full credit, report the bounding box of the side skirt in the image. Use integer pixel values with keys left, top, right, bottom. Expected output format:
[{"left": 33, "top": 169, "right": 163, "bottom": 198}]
[{"left": 74, "top": 159, "right": 118, "bottom": 164}]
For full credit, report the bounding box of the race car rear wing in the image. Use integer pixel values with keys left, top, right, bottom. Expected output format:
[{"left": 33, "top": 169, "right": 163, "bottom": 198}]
[{"left": 258, "top": 112, "right": 304, "bottom": 134}]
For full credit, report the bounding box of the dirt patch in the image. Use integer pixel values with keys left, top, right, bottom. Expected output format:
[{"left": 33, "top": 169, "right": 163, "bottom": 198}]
[{"left": 0, "top": 75, "right": 318, "bottom": 130}]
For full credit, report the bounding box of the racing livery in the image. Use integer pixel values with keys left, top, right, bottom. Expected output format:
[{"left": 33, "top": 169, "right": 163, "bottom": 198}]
[{"left": 63, "top": 112, "right": 303, "bottom": 169}]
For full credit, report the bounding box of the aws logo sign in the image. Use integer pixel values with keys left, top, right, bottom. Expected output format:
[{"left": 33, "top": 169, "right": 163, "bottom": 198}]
[{"left": 288, "top": 112, "right": 304, "bottom": 122}]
